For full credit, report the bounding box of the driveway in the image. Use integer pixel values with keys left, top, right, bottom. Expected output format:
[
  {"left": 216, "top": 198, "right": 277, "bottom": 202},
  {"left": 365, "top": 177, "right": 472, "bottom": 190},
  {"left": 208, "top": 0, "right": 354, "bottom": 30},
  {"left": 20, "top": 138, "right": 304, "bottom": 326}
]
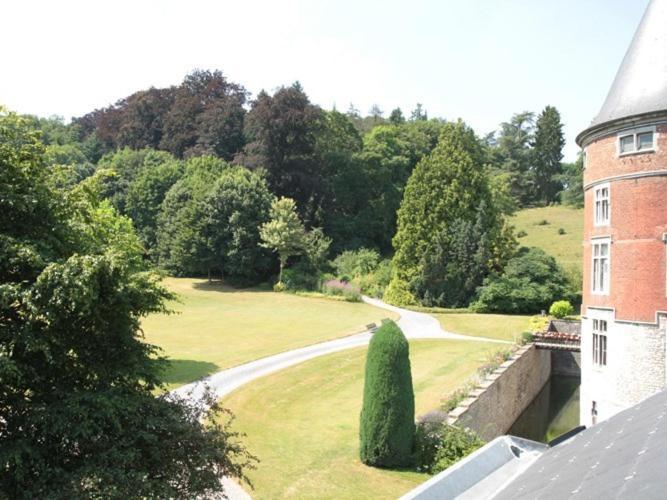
[{"left": 170, "top": 297, "right": 510, "bottom": 500}]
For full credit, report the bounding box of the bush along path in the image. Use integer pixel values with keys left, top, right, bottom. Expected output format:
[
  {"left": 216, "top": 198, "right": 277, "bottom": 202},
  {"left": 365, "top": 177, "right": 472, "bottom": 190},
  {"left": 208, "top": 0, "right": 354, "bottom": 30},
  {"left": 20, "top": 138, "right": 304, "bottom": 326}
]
[{"left": 170, "top": 298, "right": 511, "bottom": 500}]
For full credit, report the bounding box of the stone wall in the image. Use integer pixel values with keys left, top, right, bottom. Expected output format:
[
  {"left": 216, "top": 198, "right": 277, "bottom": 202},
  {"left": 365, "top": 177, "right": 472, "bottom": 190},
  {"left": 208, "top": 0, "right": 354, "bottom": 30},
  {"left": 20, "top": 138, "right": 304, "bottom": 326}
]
[
  {"left": 448, "top": 344, "right": 551, "bottom": 441},
  {"left": 580, "top": 309, "right": 667, "bottom": 426},
  {"left": 551, "top": 350, "right": 581, "bottom": 377}
]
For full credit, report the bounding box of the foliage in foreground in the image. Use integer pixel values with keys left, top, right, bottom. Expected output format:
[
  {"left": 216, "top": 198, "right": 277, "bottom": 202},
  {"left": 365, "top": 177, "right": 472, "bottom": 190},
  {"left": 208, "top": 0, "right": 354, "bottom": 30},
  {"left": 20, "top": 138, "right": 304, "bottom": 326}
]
[
  {"left": 0, "top": 109, "right": 253, "bottom": 498},
  {"left": 359, "top": 321, "right": 415, "bottom": 468},
  {"left": 414, "top": 415, "right": 485, "bottom": 474}
]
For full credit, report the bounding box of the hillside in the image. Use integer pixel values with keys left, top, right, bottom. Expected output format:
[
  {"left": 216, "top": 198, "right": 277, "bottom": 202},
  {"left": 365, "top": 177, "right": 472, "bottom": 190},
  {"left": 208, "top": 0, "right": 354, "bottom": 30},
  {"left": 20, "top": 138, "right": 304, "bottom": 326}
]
[{"left": 511, "top": 205, "right": 584, "bottom": 286}]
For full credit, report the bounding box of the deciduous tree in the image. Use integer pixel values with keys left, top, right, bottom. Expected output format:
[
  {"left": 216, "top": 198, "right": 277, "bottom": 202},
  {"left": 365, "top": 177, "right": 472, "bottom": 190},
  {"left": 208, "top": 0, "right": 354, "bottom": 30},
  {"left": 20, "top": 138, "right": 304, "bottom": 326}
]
[{"left": 259, "top": 197, "right": 306, "bottom": 285}]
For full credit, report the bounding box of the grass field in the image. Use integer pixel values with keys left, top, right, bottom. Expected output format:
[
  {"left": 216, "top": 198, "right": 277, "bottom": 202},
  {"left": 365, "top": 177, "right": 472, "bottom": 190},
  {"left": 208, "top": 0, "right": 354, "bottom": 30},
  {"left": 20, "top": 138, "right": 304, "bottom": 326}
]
[
  {"left": 512, "top": 205, "right": 583, "bottom": 283},
  {"left": 142, "top": 278, "right": 397, "bottom": 388},
  {"left": 435, "top": 313, "right": 531, "bottom": 342},
  {"left": 222, "top": 339, "right": 501, "bottom": 499}
]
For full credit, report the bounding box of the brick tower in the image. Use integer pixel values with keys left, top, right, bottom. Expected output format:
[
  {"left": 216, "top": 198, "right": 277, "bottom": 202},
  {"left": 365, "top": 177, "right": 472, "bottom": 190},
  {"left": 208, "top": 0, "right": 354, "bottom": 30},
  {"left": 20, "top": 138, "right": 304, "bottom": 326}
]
[{"left": 576, "top": 0, "right": 667, "bottom": 426}]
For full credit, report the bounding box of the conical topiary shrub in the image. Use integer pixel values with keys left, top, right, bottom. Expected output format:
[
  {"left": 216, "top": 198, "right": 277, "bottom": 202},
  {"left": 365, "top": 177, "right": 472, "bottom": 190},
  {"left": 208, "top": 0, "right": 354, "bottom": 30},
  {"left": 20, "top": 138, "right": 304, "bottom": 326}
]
[{"left": 359, "top": 320, "right": 415, "bottom": 467}]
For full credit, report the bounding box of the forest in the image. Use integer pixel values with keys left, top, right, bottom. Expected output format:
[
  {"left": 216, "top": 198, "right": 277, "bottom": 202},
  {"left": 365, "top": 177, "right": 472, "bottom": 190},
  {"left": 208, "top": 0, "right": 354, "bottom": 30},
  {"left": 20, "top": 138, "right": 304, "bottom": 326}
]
[{"left": 20, "top": 68, "right": 582, "bottom": 310}]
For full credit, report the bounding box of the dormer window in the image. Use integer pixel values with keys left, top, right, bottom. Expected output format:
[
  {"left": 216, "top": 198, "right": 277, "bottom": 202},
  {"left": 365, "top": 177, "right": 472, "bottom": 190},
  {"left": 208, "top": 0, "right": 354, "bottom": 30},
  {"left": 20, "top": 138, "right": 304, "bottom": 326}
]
[{"left": 618, "top": 126, "right": 656, "bottom": 156}]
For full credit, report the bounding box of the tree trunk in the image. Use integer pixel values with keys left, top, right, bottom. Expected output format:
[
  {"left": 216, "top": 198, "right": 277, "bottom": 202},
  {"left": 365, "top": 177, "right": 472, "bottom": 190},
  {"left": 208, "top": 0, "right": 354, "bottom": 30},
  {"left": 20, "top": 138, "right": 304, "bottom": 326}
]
[{"left": 279, "top": 256, "right": 285, "bottom": 284}]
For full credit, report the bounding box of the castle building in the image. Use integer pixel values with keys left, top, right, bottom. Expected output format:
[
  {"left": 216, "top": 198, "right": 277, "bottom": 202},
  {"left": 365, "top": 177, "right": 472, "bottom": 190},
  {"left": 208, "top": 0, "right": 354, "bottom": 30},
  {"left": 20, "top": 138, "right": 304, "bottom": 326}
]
[{"left": 576, "top": 0, "right": 667, "bottom": 426}]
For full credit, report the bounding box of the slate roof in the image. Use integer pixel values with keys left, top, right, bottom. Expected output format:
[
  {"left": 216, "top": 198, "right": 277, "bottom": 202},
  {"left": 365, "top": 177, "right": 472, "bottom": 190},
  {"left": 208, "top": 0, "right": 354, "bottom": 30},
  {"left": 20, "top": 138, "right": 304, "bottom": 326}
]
[
  {"left": 494, "top": 389, "right": 667, "bottom": 499},
  {"left": 587, "top": 0, "right": 667, "bottom": 129}
]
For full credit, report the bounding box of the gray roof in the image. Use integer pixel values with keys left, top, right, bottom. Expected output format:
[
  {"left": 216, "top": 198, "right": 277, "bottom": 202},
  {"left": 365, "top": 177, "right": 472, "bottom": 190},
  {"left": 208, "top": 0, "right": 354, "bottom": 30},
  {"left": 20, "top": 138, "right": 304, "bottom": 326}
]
[
  {"left": 548, "top": 319, "right": 581, "bottom": 336},
  {"left": 588, "top": 0, "right": 667, "bottom": 129},
  {"left": 495, "top": 389, "right": 667, "bottom": 499}
]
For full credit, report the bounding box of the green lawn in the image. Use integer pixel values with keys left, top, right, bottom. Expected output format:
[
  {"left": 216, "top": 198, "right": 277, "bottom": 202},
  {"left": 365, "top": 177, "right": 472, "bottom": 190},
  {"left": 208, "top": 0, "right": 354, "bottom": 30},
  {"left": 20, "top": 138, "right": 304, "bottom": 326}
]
[
  {"left": 222, "top": 339, "right": 500, "bottom": 499},
  {"left": 143, "top": 278, "right": 397, "bottom": 388},
  {"left": 512, "top": 205, "right": 583, "bottom": 284},
  {"left": 435, "top": 313, "right": 531, "bottom": 342}
]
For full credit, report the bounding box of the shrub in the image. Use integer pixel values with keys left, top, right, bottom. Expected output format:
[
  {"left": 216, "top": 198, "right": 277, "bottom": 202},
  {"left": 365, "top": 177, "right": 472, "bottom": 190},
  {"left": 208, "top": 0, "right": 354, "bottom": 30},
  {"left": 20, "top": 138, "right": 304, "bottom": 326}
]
[
  {"left": 355, "top": 259, "right": 392, "bottom": 298},
  {"left": 332, "top": 248, "right": 380, "bottom": 279},
  {"left": 273, "top": 281, "right": 285, "bottom": 292},
  {"left": 520, "top": 331, "right": 535, "bottom": 344},
  {"left": 537, "top": 219, "right": 549, "bottom": 226},
  {"left": 442, "top": 387, "right": 472, "bottom": 413},
  {"left": 282, "top": 263, "right": 320, "bottom": 291},
  {"left": 517, "top": 230, "right": 528, "bottom": 238},
  {"left": 414, "top": 420, "right": 484, "bottom": 474},
  {"left": 471, "top": 247, "right": 574, "bottom": 314},
  {"left": 321, "top": 279, "right": 361, "bottom": 302},
  {"left": 384, "top": 278, "right": 417, "bottom": 306},
  {"left": 529, "top": 315, "right": 550, "bottom": 333},
  {"left": 360, "top": 321, "right": 415, "bottom": 468},
  {"left": 549, "top": 300, "right": 575, "bottom": 318}
]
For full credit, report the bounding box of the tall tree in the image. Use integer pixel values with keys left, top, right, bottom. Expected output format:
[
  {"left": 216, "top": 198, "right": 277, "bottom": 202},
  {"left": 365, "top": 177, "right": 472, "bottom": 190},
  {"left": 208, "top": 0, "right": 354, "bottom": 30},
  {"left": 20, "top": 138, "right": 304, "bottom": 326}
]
[
  {"left": 560, "top": 153, "right": 584, "bottom": 208},
  {"left": 389, "top": 107, "right": 405, "bottom": 125},
  {"left": 161, "top": 69, "right": 247, "bottom": 158},
  {"left": 125, "top": 156, "right": 184, "bottom": 250},
  {"left": 359, "top": 320, "right": 415, "bottom": 467},
  {"left": 155, "top": 156, "right": 228, "bottom": 277},
  {"left": 0, "top": 109, "right": 253, "bottom": 498},
  {"left": 202, "top": 166, "right": 274, "bottom": 284},
  {"left": 369, "top": 104, "right": 384, "bottom": 122},
  {"left": 357, "top": 120, "right": 444, "bottom": 252},
  {"left": 533, "top": 105, "right": 565, "bottom": 205},
  {"left": 259, "top": 197, "right": 306, "bottom": 285},
  {"left": 493, "top": 111, "right": 535, "bottom": 206},
  {"left": 386, "top": 121, "right": 514, "bottom": 306},
  {"left": 240, "top": 83, "right": 323, "bottom": 224},
  {"left": 73, "top": 70, "right": 247, "bottom": 161},
  {"left": 410, "top": 103, "right": 428, "bottom": 121}
]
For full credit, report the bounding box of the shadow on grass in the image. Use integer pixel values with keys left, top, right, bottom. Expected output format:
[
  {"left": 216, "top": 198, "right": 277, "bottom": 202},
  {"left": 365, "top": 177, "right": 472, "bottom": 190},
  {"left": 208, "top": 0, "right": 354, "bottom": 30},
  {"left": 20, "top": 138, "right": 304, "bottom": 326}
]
[
  {"left": 161, "top": 359, "right": 221, "bottom": 386},
  {"left": 191, "top": 279, "right": 272, "bottom": 294}
]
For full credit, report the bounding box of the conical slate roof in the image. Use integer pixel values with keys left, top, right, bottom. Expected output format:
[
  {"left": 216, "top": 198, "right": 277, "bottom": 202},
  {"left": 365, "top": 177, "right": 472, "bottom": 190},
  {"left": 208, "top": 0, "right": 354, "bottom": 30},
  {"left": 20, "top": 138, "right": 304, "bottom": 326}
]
[{"left": 589, "top": 0, "right": 667, "bottom": 128}]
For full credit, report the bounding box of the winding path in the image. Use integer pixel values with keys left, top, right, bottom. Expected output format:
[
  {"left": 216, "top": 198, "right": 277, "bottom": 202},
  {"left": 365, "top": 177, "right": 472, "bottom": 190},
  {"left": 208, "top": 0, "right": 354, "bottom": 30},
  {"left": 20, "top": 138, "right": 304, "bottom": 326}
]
[
  {"left": 172, "top": 297, "right": 510, "bottom": 499},
  {"left": 171, "top": 297, "right": 507, "bottom": 403}
]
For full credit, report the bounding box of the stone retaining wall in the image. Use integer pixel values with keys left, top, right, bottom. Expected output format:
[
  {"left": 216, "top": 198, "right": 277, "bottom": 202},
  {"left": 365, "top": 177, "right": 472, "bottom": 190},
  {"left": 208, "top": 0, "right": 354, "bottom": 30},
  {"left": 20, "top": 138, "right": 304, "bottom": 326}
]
[
  {"left": 448, "top": 344, "right": 551, "bottom": 441},
  {"left": 551, "top": 350, "right": 581, "bottom": 377}
]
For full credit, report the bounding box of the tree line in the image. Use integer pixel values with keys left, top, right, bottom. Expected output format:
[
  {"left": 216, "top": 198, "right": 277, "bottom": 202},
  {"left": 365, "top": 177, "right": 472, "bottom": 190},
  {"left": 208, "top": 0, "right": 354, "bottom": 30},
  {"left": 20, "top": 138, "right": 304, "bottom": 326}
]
[{"left": 23, "top": 69, "right": 581, "bottom": 309}]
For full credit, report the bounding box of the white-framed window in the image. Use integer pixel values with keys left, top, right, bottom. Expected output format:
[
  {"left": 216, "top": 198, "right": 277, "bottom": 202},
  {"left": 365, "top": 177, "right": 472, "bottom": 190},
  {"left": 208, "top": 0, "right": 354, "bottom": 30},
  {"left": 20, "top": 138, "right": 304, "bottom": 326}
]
[
  {"left": 592, "top": 238, "right": 610, "bottom": 294},
  {"left": 618, "top": 126, "right": 657, "bottom": 156},
  {"left": 592, "top": 319, "right": 608, "bottom": 366},
  {"left": 594, "top": 183, "right": 610, "bottom": 226}
]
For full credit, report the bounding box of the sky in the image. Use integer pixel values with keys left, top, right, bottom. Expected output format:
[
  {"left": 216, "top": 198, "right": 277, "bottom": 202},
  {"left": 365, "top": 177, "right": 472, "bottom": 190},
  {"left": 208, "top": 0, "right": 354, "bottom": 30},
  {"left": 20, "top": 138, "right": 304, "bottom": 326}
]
[{"left": 1, "top": 0, "right": 651, "bottom": 161}]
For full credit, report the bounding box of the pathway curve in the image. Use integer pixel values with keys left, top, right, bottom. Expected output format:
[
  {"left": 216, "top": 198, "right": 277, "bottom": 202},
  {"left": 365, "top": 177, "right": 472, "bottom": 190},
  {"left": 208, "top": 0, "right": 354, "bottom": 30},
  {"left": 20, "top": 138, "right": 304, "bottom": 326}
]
[
  {"left": 171, "top": 297, "right": 510, "bottom": 499},
  {"left": 171, "top": 297, "right": 508, "bottom": 403}
]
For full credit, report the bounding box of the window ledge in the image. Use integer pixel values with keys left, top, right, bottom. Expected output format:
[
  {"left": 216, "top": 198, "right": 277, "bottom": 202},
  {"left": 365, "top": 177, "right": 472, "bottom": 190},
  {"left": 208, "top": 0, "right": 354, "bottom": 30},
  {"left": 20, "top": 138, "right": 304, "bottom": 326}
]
[{"left": 619, "top": 148, "right": 656, "bottom": 158}]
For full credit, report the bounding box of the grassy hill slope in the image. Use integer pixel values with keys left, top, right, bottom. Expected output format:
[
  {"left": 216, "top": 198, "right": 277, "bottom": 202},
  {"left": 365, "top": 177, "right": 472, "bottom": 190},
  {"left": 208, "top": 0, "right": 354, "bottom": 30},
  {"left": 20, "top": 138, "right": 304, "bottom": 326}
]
[{"left": 511, "top": 205, "right": 584, "bottom": 286}]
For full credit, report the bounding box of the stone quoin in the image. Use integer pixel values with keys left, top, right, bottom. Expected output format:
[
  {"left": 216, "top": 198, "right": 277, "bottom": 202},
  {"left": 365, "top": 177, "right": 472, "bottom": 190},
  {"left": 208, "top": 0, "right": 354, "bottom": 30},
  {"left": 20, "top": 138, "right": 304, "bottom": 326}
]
[{"left": 576, "top": 0, "right": 667, "bottom": 426}]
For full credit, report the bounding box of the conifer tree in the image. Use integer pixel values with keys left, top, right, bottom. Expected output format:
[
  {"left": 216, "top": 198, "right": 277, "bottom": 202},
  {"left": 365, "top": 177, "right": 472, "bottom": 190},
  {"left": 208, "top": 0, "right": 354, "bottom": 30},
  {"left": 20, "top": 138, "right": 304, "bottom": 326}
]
[
  {"left": 533, "top": 105, "right": 565, "bottom": 205},
  {"left": 359, "top": 321, "right": 415, "bottom": 468},
  {"left": 386, "top": 121, "right": 513, "bottom": 306}
]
